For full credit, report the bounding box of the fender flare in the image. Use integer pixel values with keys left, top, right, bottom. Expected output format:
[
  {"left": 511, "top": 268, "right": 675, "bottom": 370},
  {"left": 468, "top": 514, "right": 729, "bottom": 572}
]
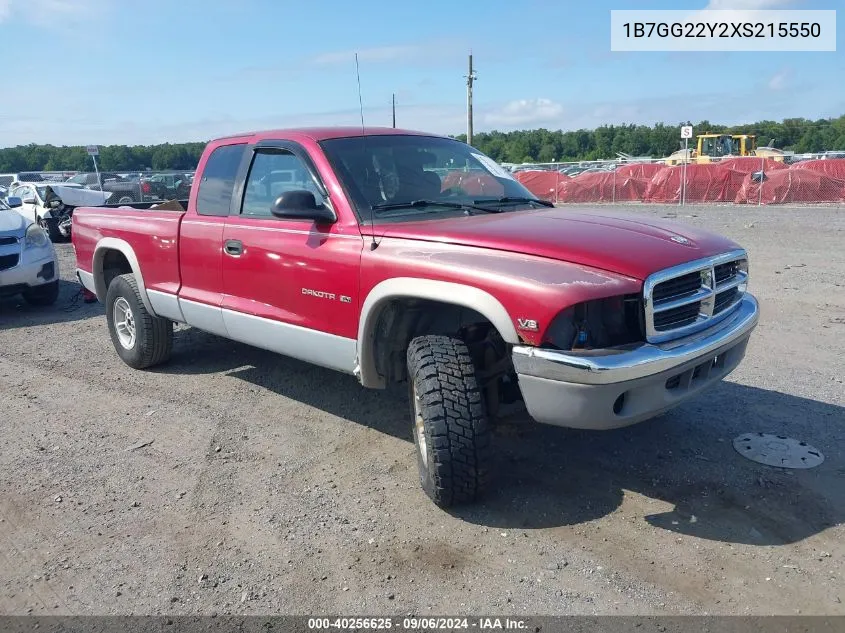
[
  {"left": 356, "top": 277, "right": 520, "bottom": 388},
  {"left": 92, "top": 237, "right": 156, "bottom": 316}
]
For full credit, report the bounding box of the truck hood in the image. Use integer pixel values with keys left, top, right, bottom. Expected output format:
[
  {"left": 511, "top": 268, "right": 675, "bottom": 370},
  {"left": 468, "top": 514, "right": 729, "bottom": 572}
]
[
  {"left": 0, "top": 210, "right": 28, "bottom": 237},
  {"left": 374, "top": 208, "right": 742, "bottom": 281}
]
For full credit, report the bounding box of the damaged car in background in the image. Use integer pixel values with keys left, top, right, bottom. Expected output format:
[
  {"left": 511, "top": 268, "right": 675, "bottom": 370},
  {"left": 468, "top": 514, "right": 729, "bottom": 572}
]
[{"left": 7, "top": 182, "right": 112, "bottom": 242}]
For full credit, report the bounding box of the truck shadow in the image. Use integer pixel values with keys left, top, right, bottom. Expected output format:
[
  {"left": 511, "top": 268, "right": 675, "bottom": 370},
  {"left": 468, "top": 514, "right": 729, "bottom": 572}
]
[
  {"left": 453, "top": 390, "right": 843, "bottom": 546},
  {"left": 0, "top": 280, "right": 102, "bottom": 326},
  {"left": 158, "top": 326, "right": 844, "bottom": 547}
]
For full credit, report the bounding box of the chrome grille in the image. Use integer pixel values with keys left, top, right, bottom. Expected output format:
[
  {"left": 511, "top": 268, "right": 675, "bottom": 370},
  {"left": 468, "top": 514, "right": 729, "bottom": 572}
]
[
  {"left": 644, "top": 250, "right": 748, "bottom": 343},
  {"left": 653, "top": 301, "right": 701, "bottom": 331},
  {"left": 714, "top": 287, "right": 740, "bottom": 313},
  {"left": 652, "top": 271, "right": 701, "bottom": 303}
]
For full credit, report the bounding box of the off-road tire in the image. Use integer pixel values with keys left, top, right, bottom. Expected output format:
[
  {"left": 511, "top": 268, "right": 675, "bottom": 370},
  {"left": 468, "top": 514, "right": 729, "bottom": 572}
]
[
  {"left": 105, "top": 273, "right": 172, "bottom": 369},
  {"left": 38, "top": 216, "right": 63, "bottom": 242},
  {"left": 407, "top": 335, "right": 491, "bottom": 507},
  {"left": 22, "top": 280, "right": 59, "bottom": 306},
  {"left": 115, "top": 193, "right": 137, "bottom": 205}
]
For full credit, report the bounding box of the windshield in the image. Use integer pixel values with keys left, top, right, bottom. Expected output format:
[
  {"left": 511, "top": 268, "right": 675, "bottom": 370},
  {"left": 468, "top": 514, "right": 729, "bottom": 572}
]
[{"left": 318, "top": 134, "right": 541, "bottom": 222}]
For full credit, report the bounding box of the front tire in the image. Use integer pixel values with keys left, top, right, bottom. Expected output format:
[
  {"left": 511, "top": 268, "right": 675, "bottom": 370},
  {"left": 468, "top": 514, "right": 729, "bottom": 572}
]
[
  {"left": 105, "top": 273, "right": 173, "bottom": 369},
  {"left": 407, "top": 335, "right": 491, "bottom": 507},
  {"left": 22, "top": 280, "right": 59, "bottom": 306}
]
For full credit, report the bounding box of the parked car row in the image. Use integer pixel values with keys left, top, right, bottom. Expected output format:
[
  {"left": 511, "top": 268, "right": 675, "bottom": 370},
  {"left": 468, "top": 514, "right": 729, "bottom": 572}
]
[
  {"left": 0, "top": 170, "right": 195, "bottom": 245},
  {"left": 63, "top": 171, "right": 194, "bottom": 204}
]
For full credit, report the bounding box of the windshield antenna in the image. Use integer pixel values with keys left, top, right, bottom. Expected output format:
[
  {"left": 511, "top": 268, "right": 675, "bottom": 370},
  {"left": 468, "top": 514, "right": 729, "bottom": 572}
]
[{"left": 355, "top": 53, "right": 378, "bottom": 251}]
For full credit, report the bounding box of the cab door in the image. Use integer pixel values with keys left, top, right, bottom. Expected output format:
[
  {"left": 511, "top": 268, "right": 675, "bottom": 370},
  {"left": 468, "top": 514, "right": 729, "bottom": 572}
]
[
  {"left": 220, "top": 141, "right": 362, "bottom": 373},
  {"left": 174, "top": 142, "right": 248, "bottom": 336}
]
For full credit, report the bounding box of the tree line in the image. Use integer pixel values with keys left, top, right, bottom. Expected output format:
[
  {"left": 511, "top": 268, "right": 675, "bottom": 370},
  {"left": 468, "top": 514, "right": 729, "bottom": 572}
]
[
  {"left": 1, "top": 115, "right": 844, "bottom": 172},
  {"left": 454, "top": 115, "right": 845, "bottom": 164},
  {"left": 0, "top": 142, "right": 206, "bottom": 173}
]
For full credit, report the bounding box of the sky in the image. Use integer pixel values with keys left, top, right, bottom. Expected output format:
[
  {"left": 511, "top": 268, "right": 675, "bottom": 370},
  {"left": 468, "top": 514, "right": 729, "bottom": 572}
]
[{"left": 0, "top": 0, "right": 842, "bottom": 147}]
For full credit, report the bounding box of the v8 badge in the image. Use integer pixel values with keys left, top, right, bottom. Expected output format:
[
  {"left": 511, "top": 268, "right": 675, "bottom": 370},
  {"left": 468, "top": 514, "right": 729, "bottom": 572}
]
[{"left": 517, "top": 318, "right": 539, "bottom": 332}]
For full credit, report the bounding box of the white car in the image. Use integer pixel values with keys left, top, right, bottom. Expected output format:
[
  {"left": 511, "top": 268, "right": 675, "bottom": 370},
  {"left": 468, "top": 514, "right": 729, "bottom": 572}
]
[
  {"left": 0, "top": 196, "right": 59, "bottom": 306},
  {"left": 7, "top": 182, "right": 111, "bottom": 242}
]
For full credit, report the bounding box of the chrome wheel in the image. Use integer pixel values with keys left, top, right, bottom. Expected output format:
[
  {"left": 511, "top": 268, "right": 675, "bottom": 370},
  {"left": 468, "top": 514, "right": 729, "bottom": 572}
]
[
  {"left": 113, "top": 297, "right": 136, "bottom": 349},
  {"left": 413, "top": 383, "right": 428, "bottom": 468}
]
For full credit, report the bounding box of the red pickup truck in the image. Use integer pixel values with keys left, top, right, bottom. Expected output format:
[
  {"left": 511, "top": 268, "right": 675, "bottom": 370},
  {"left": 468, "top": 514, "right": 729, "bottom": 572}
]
[{"left": 72, "top": 127, "right": 759, "bottom": 507}]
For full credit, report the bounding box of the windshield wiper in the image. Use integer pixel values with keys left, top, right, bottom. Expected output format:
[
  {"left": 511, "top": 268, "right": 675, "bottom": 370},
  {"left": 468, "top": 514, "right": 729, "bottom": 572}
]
[
  {"left": 472, "top": 196, "right": 555, "bottom": 208},
  {"left": 371, "top": 199, "right": 502, "bottom": 214}
]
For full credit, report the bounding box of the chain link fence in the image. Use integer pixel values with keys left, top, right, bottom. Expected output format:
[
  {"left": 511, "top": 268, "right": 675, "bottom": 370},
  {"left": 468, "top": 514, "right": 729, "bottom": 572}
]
[
  {"left": 507, "top": 155, "right": 845, "bottom": 206},
  {"left": 6, "top": 153, "right": 845, "bottom": 208}
]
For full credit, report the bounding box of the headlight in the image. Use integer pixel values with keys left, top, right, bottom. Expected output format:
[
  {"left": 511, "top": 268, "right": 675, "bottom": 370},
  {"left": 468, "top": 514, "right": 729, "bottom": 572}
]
[
  {"left": 24, "top": 223, "right": 50, "bottom": 249},
  {"left": 541, "top": 293, "right": 644, "bottom": 350}
]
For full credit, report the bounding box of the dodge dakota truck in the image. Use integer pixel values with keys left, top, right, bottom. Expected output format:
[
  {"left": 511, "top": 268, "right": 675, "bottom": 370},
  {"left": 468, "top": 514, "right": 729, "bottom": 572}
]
[{"left": 72, "top": 127, "right": 759, "bottom": 507}]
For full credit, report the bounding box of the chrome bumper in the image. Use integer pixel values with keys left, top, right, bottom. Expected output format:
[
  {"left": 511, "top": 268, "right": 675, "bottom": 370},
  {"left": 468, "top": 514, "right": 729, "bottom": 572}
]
[{"left": 511, "top": 295, "right": 759, "bottom": 429}]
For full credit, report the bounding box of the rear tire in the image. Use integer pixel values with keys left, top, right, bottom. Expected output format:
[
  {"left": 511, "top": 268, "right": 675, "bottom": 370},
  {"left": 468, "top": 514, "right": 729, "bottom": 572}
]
[
  {"left": 105, "top": 273, "right": 172, "bottom": 369},
  {"left": 116, "top": 193, "right": 137, "bottom": 204},
  {"left": 407, "top": 335, "right": 491, "bottom": 507},
  {"left": 22, "top": 280, "right": 59, "bottom": 306}
]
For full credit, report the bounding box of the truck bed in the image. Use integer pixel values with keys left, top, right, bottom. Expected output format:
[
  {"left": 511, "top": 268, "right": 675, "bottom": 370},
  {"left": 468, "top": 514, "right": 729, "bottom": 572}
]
[
  {"left": 72, "top": 201, "right": 188, "bottom": 296},
  {"left": 99, "top": 199, "right": 189, "bottom": 211}
]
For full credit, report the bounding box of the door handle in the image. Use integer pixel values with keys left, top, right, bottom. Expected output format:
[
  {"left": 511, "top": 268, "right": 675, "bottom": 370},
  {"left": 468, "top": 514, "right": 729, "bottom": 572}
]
[{"left": 224, "top": 239, "right": 243, "bottom": 256}]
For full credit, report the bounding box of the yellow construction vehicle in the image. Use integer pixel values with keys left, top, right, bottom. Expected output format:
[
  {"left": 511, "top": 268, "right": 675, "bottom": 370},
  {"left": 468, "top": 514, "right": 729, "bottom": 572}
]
[{"left": 664, "top": 133, "right": 786, "bottom": 165}]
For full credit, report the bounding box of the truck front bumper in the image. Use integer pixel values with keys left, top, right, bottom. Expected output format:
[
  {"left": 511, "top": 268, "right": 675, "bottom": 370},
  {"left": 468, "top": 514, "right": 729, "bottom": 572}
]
[{"left": 511, "top": 295, "right": 759, "bottom": 430}]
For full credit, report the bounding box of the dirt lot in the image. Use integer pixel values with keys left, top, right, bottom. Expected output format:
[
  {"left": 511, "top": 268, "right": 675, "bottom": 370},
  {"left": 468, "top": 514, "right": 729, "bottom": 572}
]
[{"left": 1, "top": 204, "right": 843, "bottom": 616}]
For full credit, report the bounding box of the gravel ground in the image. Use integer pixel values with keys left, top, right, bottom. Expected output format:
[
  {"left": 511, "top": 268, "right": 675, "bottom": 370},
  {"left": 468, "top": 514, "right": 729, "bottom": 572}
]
[{"left": 0, "top": 204, "right": 843, "bottom": 616}]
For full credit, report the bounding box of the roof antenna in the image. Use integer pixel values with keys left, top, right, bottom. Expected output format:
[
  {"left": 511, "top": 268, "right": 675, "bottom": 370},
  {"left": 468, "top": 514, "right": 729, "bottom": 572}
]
[{"left": 355, "top": 53, "right": 378, "bottom": 251}]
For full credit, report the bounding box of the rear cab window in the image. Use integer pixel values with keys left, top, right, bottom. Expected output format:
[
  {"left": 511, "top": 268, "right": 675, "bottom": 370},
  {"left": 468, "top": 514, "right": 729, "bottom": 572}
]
[{"left": 195, "top": 143, "right": 246, "bottom": 216}]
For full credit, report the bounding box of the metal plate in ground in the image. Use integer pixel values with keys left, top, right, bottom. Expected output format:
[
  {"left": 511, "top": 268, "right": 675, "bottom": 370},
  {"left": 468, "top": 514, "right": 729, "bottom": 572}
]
[{"left": 733, "top": 433, "right": 824, "bottom": 469}]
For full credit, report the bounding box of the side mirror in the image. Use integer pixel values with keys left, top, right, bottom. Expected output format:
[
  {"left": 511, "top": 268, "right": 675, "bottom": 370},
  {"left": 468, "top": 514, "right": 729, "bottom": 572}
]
[
  {"left": 22, "top": 197, "right": 37, "bottom": 205},
  {"left": 6, "top": 196, "right": 22, "bottom": 208},
  {"left": 271, "top": 190, "right": 335, "bottom": 223}
]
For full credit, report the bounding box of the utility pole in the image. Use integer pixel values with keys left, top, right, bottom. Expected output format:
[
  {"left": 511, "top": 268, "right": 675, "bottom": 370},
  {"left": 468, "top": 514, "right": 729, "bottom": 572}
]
[
  {"left": 392, "top": 93, "right": 396, "bottom": 128},
  {"left": 465, "top": 53, "right": 477, "bottom": 146}
]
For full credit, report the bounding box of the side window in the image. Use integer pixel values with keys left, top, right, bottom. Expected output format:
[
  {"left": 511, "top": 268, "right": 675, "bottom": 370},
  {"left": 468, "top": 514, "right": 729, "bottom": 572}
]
[
  {"left": 14, "top": 186, "right": 33, "bottom": 200},
  {"left": 195, "top": 143, "right": 246, "bottom": 217},
  {"left": 241, "top": 150, "right": 325, "bottom": 217}
]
